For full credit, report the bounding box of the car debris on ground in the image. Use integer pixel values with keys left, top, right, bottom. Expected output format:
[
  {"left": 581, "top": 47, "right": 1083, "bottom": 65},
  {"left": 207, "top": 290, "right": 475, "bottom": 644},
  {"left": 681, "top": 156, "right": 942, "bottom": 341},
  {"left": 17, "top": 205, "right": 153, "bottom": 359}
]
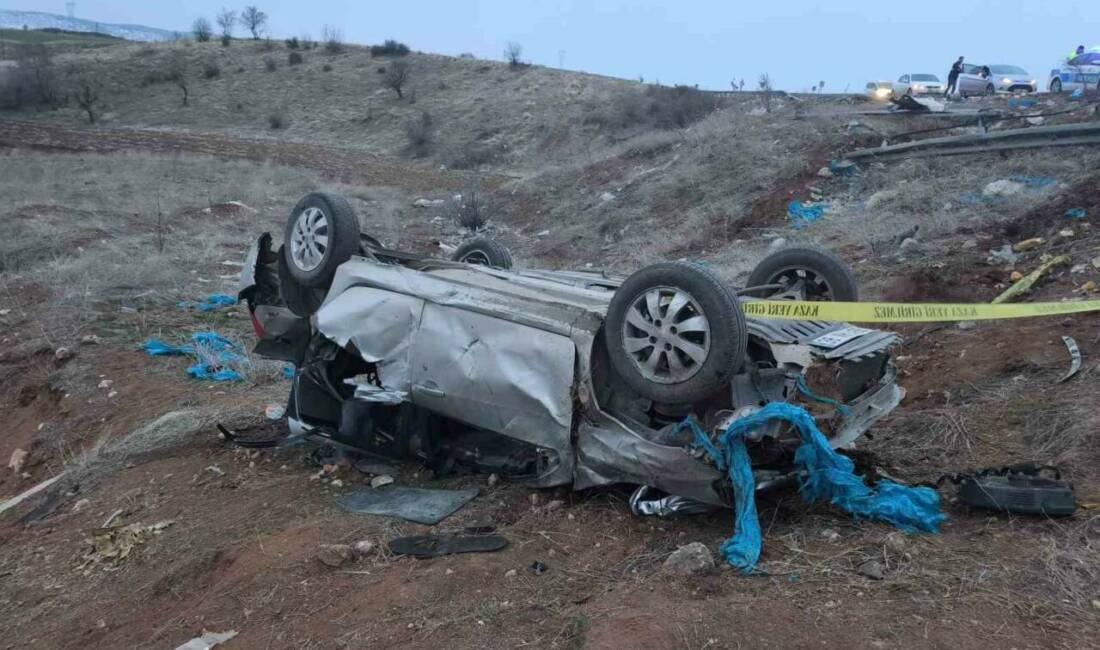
[
  {"left": 174, "top": 630, "right": 238, "bottom": 650},
  {"left": 339, "top": 485, "right": 480, "bottom": 525}
]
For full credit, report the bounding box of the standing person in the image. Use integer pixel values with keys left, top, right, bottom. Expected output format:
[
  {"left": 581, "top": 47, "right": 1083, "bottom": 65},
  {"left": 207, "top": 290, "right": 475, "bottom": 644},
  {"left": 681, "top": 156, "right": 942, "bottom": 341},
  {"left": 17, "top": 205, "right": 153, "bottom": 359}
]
[{"left": 945, "top": 56, "right": 964, "bottom": 97}]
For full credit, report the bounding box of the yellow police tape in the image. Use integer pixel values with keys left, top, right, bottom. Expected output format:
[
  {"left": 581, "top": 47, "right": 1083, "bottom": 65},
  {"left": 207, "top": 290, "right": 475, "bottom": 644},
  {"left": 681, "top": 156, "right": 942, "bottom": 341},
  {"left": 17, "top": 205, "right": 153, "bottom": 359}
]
[{"left": 742, "top": 299, "right": 1100, "bottom": 323}]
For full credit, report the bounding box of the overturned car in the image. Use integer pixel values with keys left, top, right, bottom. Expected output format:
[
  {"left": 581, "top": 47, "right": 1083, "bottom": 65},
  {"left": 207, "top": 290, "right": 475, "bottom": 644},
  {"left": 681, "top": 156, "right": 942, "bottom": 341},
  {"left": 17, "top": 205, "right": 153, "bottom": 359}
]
[{"left": 239, "top": 193, "right": 902, "bottom": 509}]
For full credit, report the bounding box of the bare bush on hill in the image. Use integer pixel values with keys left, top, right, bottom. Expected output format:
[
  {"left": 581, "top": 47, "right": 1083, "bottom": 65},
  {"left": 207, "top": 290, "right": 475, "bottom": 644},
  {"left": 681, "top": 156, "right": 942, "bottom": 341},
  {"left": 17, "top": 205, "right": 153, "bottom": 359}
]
[
  {"left": 216, "top": 8, "right": 237, "bottom": 46},
  {"left": 263, "top": 54, "right": 277, "bottom": 72},
  {"left": 192, "top": 17, "right": 212, "bottom": 42},
  {"left": 69, "top": 70, "right": 101, "bottom": 124},
  {"left": 287, "top": 51, "right": 303, "bottom": 66},
  {"left": 241, "top": 6, "right": 268, "bottom": 39},
  {"left": 383, "top": 60, "right": 410, "bottom": 98},
  {"left": 403, "top": 110, "right": 434, "bottom": 157},
  {"left": 442, "top": 188, "right": 490, "bottom": 229},
  {"left": 166, "top": 51, "right": 189, "bottom": 105},
  {"left": 504, "top": 41, "right": 523, "bottom": 67},
  {"left": 758, "top": 73, "right": 774, "bottom": 113},
  {"left": 285, "top": 36, "right": 299, "bottom": 49},
  {"left": 587, "top": 84, "right": 721, "bottom": 131},
  {"left": 268, "top": 108, "right": 288, "bottom": 129},
  {"left": 371, "top": 39, "right": 410, "bottom": 57},
  {"left": 322, "top": 25, "right": 343, "bottom": 54},
  {"left": 445, "top": 141, "right": 502, "bottom": 170},
  {"left": 202, "top": 60, "right": 221, "bottom": 78}
]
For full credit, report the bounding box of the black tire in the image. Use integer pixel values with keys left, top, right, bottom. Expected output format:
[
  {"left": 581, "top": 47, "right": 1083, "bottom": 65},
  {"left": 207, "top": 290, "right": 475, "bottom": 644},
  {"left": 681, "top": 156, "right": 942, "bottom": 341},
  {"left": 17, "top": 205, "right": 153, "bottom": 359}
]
[
  {"left": 605, "top": 262, "right": 747, "bottom": 404},
  {"left": 451, "top": 237, "right": 514, "bottom": 269},
  {"left": 283, "top": 192, "right": 361, "bottom": 288},
  {"left": 985, "top": 84, "right": 996, "bottom": 96},
  {"left": 1050, "top": 78, "right": 1062, "bottom": 94},
  {"left": 277, "top": 245, "right": 326, "bottom": 317},
  {"left": 746, "top": 245, "right": 859, "bottom": 302}
]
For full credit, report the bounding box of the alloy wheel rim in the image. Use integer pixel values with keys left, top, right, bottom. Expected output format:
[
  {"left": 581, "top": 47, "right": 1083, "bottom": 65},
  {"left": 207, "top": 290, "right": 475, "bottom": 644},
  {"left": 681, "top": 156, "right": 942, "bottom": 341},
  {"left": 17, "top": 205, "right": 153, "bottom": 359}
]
[
  {"left": 621, "top": 286, "right": 711, "bottom": 384},
  {"left": 289, "top": 206, "right": 329, "bottom": 272}
]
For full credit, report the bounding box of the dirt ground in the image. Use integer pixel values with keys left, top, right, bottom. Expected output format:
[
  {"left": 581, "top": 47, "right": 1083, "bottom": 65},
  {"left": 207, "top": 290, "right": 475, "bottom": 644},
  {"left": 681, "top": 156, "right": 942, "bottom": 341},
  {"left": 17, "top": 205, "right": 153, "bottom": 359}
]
[{"left": 3, "top": 106, "right": 1100, "bottom": 650}]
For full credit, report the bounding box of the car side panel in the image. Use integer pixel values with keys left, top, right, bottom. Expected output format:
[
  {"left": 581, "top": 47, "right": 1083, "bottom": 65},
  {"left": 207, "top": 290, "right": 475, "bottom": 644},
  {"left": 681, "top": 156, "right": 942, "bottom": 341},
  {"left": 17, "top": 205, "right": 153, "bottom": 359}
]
[{"left": 409, "top": 303, "right": 576, "bottom": 456}]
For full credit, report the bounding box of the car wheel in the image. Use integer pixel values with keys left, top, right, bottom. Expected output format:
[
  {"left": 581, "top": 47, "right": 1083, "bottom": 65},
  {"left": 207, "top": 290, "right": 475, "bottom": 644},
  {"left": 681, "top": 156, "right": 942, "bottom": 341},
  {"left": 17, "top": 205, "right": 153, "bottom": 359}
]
[
  {"left": 745, "top": 245, "right": 859, "bottom": 302},
  {"left": 277, "top": 245, "right": 326, "bottom": 317},
  {"left": 605, "top": 262, "right": 747, "bottom": 404},
  {"left": 1051, "top": 78, "right": 1062, "bottom": 93},
  {"left": 451, "top": 237, "right": 514, "bottom": 269},
  {"left": 985, "top": 84, "right": 996, "bottom": 96},
  {"left": 283, "top": 192, "right": 361, "bottom": 288}
]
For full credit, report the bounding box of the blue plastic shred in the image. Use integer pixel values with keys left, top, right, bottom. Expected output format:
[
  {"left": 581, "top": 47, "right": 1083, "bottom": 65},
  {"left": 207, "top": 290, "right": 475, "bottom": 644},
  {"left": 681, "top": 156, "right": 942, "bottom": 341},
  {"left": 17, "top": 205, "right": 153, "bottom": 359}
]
[
  {"left": 178, "top": 294, "right": 238, "bottom": 312},
  {"left": 788, "top": 201, "right": 829, "bottom": 229},
  {"left": 678, "top": 403, "right": 945, "bottom": 573},
  {"left": 143, "top": 331, "right": 244, "bottom": 381}
]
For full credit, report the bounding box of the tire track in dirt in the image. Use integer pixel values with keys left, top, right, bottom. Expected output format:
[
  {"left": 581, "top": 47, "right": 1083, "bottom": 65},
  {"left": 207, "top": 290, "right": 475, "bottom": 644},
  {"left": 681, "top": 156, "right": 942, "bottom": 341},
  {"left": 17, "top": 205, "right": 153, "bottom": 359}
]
[{"left": 0, "top": 118, "right": 503, "bottom": 193}]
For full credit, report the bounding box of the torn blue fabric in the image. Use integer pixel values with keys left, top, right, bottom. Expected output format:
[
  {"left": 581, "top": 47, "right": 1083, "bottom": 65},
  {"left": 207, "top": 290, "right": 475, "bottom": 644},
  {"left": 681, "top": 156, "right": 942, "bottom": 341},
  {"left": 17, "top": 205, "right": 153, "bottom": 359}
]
[
  {"left": 143, "top": 331, "right": 244, "bottom": 382},
  {"left": 684, "top": 402, "right": 945, "bottom": 573},
  {"left": 178, "top": 294, "right": 238, "bottom": 312},
  {"left": 788, "top": 201, "right": 829, "bottom": 229}
]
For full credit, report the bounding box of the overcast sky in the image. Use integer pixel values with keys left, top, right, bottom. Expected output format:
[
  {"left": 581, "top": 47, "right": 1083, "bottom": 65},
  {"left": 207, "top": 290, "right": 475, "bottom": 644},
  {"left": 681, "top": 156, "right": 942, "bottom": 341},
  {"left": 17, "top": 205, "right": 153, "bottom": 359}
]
[{"left": 8, "top": 0, "right": 1098, "bottom": 91}]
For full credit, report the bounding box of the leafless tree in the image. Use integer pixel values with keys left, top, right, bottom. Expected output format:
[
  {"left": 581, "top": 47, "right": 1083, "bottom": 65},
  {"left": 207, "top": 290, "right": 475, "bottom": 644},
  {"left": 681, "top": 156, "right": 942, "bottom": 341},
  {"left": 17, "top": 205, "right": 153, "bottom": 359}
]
[
  {"left": 758, "top": 73, "right": 774, "bottom": 112},
  {"left": 166, "top": 51, "right": 189, "bottom": 105},
  {"left": 70, "top": 71, "right": 101, "bottom": 123},
  {"left": 216, "top": 8, "right": 237, "bottom": 44},
  {"left": 322, "top": 25, "right": 343, "bottom": 53},
  {"left": 504, "top": 41, "right": 522, "bottom": 67},
  {"left": 383, "top": 60, "right": 409, "bottom": 98},
  {"left": 192, "top": 17, "right": 212, "bottom": 42},
  {"left": 403, "top": 110, "right": 434, "bottom": 157},
  {"left": 15, "top": 43, "right": 59, "bottom": 106},
  {"left": 240, "top": 6, "right": 267, "bottom": 39}
]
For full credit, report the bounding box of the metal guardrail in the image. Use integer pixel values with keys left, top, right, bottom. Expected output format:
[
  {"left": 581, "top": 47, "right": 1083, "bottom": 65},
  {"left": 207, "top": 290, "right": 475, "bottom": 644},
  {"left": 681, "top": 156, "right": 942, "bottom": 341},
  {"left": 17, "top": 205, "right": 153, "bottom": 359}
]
[{"left": 846, "top": 122, "right": 1100, "bottom": 159}]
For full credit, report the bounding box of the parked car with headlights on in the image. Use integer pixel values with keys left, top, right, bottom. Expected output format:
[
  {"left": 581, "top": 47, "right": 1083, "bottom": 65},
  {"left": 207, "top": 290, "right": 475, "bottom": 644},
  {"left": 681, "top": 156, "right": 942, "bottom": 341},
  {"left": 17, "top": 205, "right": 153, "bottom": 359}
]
[
  {"left": 986, "top": 64, "right": 1035, "bottom": 93},
  {"left": 891, "top": 73, "right": 944, "bottom": 96},
  {"left": 865, "top": 80, "right": 893, "bottom": 100}
]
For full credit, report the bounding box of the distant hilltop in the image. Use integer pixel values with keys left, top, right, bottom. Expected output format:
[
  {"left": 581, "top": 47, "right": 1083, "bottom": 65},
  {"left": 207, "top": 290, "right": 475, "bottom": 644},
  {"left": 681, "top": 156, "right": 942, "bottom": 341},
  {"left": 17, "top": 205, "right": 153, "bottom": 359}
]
[{"left": 0, "top": 9, "right": 176, "bottom": 42}]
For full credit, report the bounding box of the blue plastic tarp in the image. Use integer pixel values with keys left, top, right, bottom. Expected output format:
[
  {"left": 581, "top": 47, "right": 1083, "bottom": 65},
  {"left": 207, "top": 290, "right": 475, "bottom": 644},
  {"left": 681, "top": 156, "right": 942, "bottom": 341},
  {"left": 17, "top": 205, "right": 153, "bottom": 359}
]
[{"left": 683, "top": 403, "right": 944, "bottom": 573}]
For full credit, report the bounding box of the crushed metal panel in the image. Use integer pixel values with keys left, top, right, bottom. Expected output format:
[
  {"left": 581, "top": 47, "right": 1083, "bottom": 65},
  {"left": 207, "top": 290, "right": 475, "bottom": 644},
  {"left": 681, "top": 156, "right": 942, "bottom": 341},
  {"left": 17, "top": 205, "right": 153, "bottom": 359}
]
[
  {"left": 408, "top": 303, "right": 576, "bottom": 485},
  {"left": 314, "top": 286, "right": 425, "bottom": 391}
]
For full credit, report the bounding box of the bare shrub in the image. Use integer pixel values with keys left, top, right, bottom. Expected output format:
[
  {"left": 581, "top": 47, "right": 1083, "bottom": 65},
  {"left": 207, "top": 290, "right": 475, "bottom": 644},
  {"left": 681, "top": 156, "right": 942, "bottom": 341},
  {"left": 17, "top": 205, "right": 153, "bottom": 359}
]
[
  {"left": 383, "top": 60, "right": 409, "bottom": 98},
  {"left": 241, "top": 6, "right": 268, "bottom": 39},
  {"left": 442, "top": 189, "right": 490, "bottom": 230},
  {"left": 267, "top": 108, "right": 288, "bottom": 129},
  {"left": 287, "top": 51, "right": 303, "bottom": 66},
  {"left": 403, "top": 110, "right": 434, "bottom": 157},
  {"left": 322, "top": 25, "right": 343, "bottom": 54},
  {"left": 166, "top": 51, "right": 190, "bottom": 105},
  {"left": 370, "top": 39, "right": 409, "bottom": 57},
  {"left": 69, "top": 70, "right": 101, "bottom": 124},
  {"left": 202, "top": 60, "right": 221, "bottom": 78},
  {"left": 216, "top": 8, "right": 237, "bottom": 45},
  {"left": 322, "top": 63, "right": 332, "bottom": 72},
  {"left": 758, "top": 73, "right": 774, "bottom": 113},
  {"left": 587, "top": 84, "right": 720, "bottom": 131},
  {"left": 285, "top": 36, "right": 299, "bottom": 49},
  {"left": 504, "top": 41, "right": 523, "bottom": 67},
  {"left": 263, "top": 54, "right": 277, "bottom": 72},
  {"left": 192, "top": 17, "right": 212, "bottom": 42}
]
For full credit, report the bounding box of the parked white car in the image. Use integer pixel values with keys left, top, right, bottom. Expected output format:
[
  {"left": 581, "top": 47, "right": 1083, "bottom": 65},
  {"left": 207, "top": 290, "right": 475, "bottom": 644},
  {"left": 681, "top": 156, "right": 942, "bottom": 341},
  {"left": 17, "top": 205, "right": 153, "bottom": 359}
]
[
  {"left": 865, "top": 80, "right": 892, "bottom": 100},
  {"left": 986, "top": 65, "right": 1036, "bottom": 93},
  {"left": 955, "top": 64, "right": 996, "bottom": 96},
  {"left": 891, "top": 73, "right": 944, "bottom": 97}
]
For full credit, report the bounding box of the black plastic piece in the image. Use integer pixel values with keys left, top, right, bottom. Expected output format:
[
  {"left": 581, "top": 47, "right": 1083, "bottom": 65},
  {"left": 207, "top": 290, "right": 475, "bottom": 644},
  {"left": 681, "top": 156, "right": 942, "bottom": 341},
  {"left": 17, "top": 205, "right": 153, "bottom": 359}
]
[{"left": 956, "top": 474, "right": 1076, "bottom": 517}]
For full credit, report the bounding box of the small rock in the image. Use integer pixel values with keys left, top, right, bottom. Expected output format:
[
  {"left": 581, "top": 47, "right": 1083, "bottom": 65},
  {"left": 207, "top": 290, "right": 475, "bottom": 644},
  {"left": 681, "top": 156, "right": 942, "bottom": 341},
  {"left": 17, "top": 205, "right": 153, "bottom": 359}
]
[
  {"left": 987, "top": 245, "right": 1019, "bottom": 266},
  {"left": 504, "top": 568, "right": 517, "bottom": 577},
  {"left": 1058, "top": 229, "right": 1075, "bottom": 238},
  {"left": 957, "top": 320, "right": 977, "bottom": 330},
  {"left": 330, "top": 479, "right": 344, "bottom": 487},
  {"left": 883, "top": 532, "right": 907, "bottom": 554},
  {"left": 1012, "top": 237, "right": 1044, "bottom": 252},
  {"left": 1080, "top": 280, "right": 1098, "bottom": 293},
  {"left": 445, "top": 568, "right": 454, "bottom": 575},
  {"left": 817, "top": 166, "right": 834, "bottom": 178},
  {"left": 80, "top": 334, "right": 100, "bottom": 345},
  {"left": 535, "top": 230, "right": 551, "bottom": 237},
  {"left": 352, "top": 540, "right": 375, "bottom": 557},
  {"left": 54, "top": 347, "right": 74, "bottom": 361},
  {"left": 1026, "top": 116, "right": 1045, "bottom": 126},
  {"left": 412, "top": 198, "right": 445, "bottom": 208},
  {"left": 983, "top": 179, "right": 1026, "bottom": 198},
  {"left": 857, "top": 559, "right": 885, "bottom": 580},
  {"left": 899, "top": 237, "right": 919, "bottom": 251},
  {"left": 72, "top": 498, "right": 91, "bottom": 512},
  {"left": 98, "top": 379, "right": 114, "bottom": 389},
  {"left": 543, "top": 499, "right": 564, "bottom": 513},
  {"left": 8, "top": 448, "right": 27, "bottom": 474},
  {"left": 767, "top": 237, "right": 788, "bottom": 253},
  {"left": 599, "top": 191, "right": 615, "bottom": 202},
  {"left": 264, "top": 404, "right": 285, "bottom": 420},
  {"left": 821, "top": 528, "right": 840, "bottom": 542},
  {"left": 370, "top": 475, "right": 394, "bottom": 488},
  {"left": 1010, "top": 271, "right": 1024, "bottom": 282},
  {"left": 487, "top": 473, "right": 499, "bottom": 487},
  {"left": 1091, "top": 599, "right": 1100, "bottom": 611},
  {"left": 1091, "top": 256, "right": 1100, "bottom": 270},
  {"left": 316, "top": 544, "right": 354, "bottom": 567},
  {"left": 662, "top": 542, "right": 715, "bottom": 576},
  {"left": 962, "top": 239, "right": 978, "bottom": 249}
]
